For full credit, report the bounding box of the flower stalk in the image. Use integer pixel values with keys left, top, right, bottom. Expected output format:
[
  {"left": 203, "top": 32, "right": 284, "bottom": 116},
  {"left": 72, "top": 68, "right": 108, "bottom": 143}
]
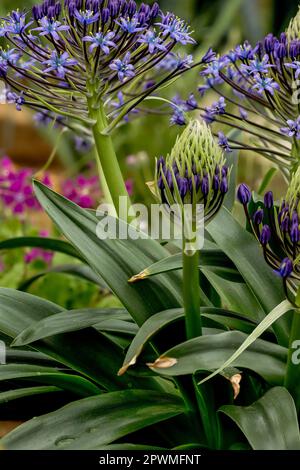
[{"left": 87, "top": 96, "right": 130, "bottom": 219}]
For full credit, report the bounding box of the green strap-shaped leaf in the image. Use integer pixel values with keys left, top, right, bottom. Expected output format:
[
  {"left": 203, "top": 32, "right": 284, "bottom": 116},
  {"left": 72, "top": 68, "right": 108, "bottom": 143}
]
[
  {"left": 220, "top": 387, "right": 300, "bottom": 450},
  {"left": 1, "top": 390, "right": 184, "bottom": 450},
  {"left": 0, "top": 386, "right": 62, "bottom": 404},
  {"left": 19, "top": 264, "right": 108, "bottom": 291},
  {"left": 199, "top": 299, "right": 293, "bottom": 385},
  {"left": 12, "top": 308, "right": 129, "bottom": 347},
  {"left": 148, "top": 330, "right": 287, "bottom": 384},
  {"left": 0, "top": 288, "right": 141, "bottom": 391},
  {"left": 0, "top": 364, "right": 101, "bottom": 397},
  {"left": 0, "top": 237, "right": 83, "bottom": 260},
  {"left": 33, "top": 181, "right": 183, "bottom": 326},
  {"left": 120, "top": 307, "right": 252, "bottom": 375}
]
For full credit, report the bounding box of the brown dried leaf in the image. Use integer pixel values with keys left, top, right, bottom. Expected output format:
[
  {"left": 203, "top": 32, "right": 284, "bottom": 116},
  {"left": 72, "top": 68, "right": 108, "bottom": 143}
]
[{"left": 147, "top": 356, "right": 178, "bottom": 369}]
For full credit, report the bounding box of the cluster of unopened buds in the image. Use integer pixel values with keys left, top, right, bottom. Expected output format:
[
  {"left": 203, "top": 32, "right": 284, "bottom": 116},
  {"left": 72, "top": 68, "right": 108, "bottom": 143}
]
[
  {"left": 237, "top": 168, "right": 300, "bottom": 300},
  {"left": 153, "top": 120, "right": 230, "bottom": 223}
]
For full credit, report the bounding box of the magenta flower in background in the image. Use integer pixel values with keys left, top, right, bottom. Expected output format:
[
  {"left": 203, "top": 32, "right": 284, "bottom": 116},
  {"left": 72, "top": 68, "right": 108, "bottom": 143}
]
[
  {"left": 24, "top": 230, "right": 54, "bottom": 266},
  {"left": 62, "top": 175, "right": 100, "bottom": 209},
  {"left": 125, "top": 179, "right": 134, "bottom": 197},
  {"left": 0, "top": 156, "right": 51, "bottom": 216}
]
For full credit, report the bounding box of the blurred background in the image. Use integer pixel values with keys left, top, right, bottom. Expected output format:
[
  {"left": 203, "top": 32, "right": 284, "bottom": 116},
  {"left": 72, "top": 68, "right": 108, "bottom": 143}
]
[{"left": 0, "top": 0, "right": 298, "bottom": 306}]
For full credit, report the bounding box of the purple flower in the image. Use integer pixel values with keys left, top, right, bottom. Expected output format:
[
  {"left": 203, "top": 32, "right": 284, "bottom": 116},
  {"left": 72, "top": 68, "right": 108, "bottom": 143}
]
[
  {"left": 25, "top": 231, "right": 54, "bottom": 266},
  {"left": 280, "top": 117, "right": 300, "bottom": 139},
  {"left": 204, "top": 97, "right": 226, "bottom": 122},
  {"left": 170, "top": 107, "right": 186, "bottom": 126},
  {"left": 43, "top": 51, "right": 78, "bottom": 78},
  {"left": 4, "top": 11, "right": 32, "bottom": 35},
  {"left": 285, "top": 61, "right": 300, "bottom": 79},
  {"left": 156, "top": 14, "right": 196, "bottom": 45},
  {"left": 33, "top": 17, "right": 70, "bottom": 41},
  {"left": 200, "top": 59, "right": 226, "bottom": 79},
  {"left": 115, "top": 15, "right": 145, "bottom": 33},
  {"left": 253, "top": 74, "right": 280, "bottom": 95},
  {"left": 83, "top": 31, "right": 116, "bottom": 54},
  {"left": 138, "top": 31, "right": 166, "bottom": 54},
  {"left": 109, "top": 52, "right": 135, "bottom": 82},
  {"left": 201, "top": 48, "right": 216, "bottom": 64},
  {"left": 158, "top": 53, "right": 194, "bottom": 71},
  {"left": 6, "top": 91, "right": 25, "bottom": 111},
  {"left": 234, "top": 41, "right": 254, "bottom": 60},
  {"left": 218, "top": 132, "right": 232, "bottom": 152},
  {"left": 243, "top": 54, "right": 274, "bottom": 75},
  {"left": 74, "top": 9, "right": 100, "bottom": 25}
]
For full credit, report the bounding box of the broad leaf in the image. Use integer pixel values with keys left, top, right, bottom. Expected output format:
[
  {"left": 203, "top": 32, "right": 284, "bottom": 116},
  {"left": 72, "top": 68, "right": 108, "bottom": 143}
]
[
  {"left": 1, "top": 390, "right": 184, "bottom": 450},
  {"left": 148, "top": 331, "right": 287, "bottom": 384},
  {"left": 221, "top": 387, "right": 300, "bottom": 450},
  {"left": 34, "top": 182, "right": 183, "bottom": 326}
]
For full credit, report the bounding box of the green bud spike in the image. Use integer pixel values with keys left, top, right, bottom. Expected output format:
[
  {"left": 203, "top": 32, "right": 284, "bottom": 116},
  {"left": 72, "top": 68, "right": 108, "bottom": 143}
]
[{"left": 287, "top": 5, "right": 300, "bottom": 41}]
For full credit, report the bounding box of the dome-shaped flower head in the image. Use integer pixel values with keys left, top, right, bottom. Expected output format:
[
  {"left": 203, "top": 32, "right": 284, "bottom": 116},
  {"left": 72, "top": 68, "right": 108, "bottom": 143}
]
[
  {"left": 0, "top": 0, "right": 203, "bottom": 131},
  {"left": 193, "top": 5, "right": 300, "bottom": 178},
  {"left": 237, "top": 168, "right": 300, "bottom": 298},
  {"left": 152, "top": 120, "right": 230, "bottom": 223}
]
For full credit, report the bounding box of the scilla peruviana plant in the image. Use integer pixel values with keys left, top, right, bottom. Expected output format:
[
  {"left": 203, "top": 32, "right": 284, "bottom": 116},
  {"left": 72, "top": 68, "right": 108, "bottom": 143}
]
[
  {"left": 237, "top": 168, "right": 300, "bottom": 410},
  {"left": 145, "top": 120, "right": 230, "bottom": 340},
  {"left": 0, "top": 0, "right": 209, "bottom": 218}
]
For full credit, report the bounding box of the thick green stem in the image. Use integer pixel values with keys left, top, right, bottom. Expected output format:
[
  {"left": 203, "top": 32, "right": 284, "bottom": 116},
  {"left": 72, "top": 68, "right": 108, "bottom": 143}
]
[
  {"left": 88, "top": 99, "right": 131, "bottom": 220},
  {"left": 284, "top": 308, "right": 300, "bottom": 412},
  {"left": 182, "top": 249, "right": 202, "bottom": 339}
]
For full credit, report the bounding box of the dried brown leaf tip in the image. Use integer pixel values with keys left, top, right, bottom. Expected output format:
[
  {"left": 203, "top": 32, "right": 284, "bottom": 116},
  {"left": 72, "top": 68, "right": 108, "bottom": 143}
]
[
  {"left": 147, "top": 357, "right": 178, "bottom": 369},
  {"left": 117, "top": 356, "right": 137, "bottom": 376},
  {"left": 128, "top": 270, "right": 149, "bottom": 284},
  {"left": 228, "top": 373, "right": 242, "bottom": 400}
]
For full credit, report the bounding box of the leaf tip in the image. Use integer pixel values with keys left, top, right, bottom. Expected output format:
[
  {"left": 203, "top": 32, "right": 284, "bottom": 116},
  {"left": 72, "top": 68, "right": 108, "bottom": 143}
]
[
  {"left": 128, "top": 270, "right": 149, "bottom": 283},
  {"left": 147, "top": 356, "right": 178, "bottom": 370}
]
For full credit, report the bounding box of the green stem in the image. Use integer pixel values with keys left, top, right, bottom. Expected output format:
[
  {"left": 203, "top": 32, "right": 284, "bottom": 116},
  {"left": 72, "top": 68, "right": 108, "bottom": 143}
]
[
  {"left": 87, "top": 98, "right": 131, "bottom": 220},
  {"left": 182, "top": 248, "right": 202, "bottom": 339},
  {"left": 284, "top": 308, "right": 300, "bottom": 412}
]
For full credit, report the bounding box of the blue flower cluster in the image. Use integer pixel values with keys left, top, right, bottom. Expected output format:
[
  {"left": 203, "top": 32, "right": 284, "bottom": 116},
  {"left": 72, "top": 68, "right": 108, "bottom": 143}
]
[
  {"left": 0, "top": 0, "right": 199, "bottom": 128},
  {"left": 172, "top": 30, "right": 300, "bottom": 176}
]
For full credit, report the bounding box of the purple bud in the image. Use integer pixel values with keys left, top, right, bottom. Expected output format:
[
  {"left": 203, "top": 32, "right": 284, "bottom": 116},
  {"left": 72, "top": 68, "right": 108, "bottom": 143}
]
[
  {"left": 186, "top": 93, "right": 198, "bottom": 110},
  {"left": 127, "top": 0, "right": 137, "bottom": 16},
  {"left": 220, "top": 177, "right": 228, "bottom": 194},
  {"left": 101, "top": 8, "right": 110, "bottom": 23},
  {"left": 237, "top": 183, "right": 251, "bottom": 205},
  {"left": 157, "top": 156, "right": 165, "bottom": 171},
  {"left": 292, "top": 211, "right": 299, "bottom": 226},
  {"left": 194, "top": 174, "right": 201, "bottom": 191},
  {"left": 158, "top": 176, "right": 164, "bottom": 190},
  {"left": 221, "top": 166, "right": 228, "bottom": 177},
  {"left": 165, "top": 169, "right": 173, "bottom": 190},
  {"left": 264, "top": 33, "right": 275, "bottom": 54},
  {"left": 201, "top": 176, "right": 209, "bottom": 197},
  {"left": 150, "top": 2, "right": 160, "bottom": 18},
  {"left": 215, "top": 165, "right": 220, "bottom": 175},
  {"left": 253, "top": 209, "right": 264, "bottom": 225},
  {"left": 213, "top": 175, "right": 219, "bottom": 191},
  {"left": 290, "top": 224, "right": 300, "bottom": 243},
  {"left": 177, "top": 176, "right": 188, "bottom": 199},
  {"left": 278, "top": 258, "right": 293, "bottom": 279},
  {"left": 260, "top": 225, "right": 271, "bottom": 245},
  {"left": 281, "top": 216, "right": 290, "bottom": 233},
  {"left": 264, "top": 191, "right": 274, "bottom": 209}
]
